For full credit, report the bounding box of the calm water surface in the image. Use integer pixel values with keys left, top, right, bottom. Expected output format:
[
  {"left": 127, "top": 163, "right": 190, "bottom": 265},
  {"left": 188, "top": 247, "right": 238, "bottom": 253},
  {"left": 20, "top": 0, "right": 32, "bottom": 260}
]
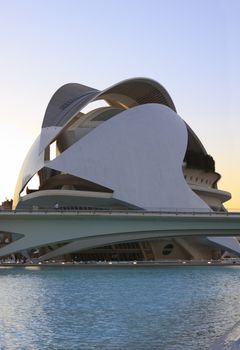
[{"left": 0, "top": 266, "right": 239, "bottom": 350}]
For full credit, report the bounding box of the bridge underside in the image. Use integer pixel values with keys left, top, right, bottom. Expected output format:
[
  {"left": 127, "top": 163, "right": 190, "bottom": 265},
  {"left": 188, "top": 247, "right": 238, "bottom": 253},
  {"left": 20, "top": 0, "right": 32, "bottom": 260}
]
[{"left": 0, "top": 211, "right": 240, "bottom": 261}]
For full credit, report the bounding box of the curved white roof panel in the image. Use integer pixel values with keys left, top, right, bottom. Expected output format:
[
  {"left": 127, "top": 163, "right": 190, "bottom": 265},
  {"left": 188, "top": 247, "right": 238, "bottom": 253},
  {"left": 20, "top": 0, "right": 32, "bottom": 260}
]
[
  {"left": 39, "top": 78, "right": 177, "bottom": 154},
  {"left": 43, "top": 78, "right": 176, "bottom": 129},
  {"left": 47, "top": 104, "right": 208, "bottom": 210},
  {"left": 97, "top": 77, "right": 176, "bottom": 111},
  {"left": 13, "top": 134, "right": 45, "bottom": 207},
  {"left": 42, "top": 83, "right": 99, "bottom": 127}
]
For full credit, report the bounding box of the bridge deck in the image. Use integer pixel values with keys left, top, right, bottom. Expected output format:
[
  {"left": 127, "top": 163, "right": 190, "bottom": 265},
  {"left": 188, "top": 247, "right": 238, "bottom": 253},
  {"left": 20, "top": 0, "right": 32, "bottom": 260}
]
[{"left": 0, "top": 209, "right": 240, "bottom": 260}]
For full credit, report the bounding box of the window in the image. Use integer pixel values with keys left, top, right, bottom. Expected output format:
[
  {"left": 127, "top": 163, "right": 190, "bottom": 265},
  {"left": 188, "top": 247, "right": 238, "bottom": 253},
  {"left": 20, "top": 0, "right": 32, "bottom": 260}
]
[{"left": 162, "top": 244, "right": 174, "bottom": 256}]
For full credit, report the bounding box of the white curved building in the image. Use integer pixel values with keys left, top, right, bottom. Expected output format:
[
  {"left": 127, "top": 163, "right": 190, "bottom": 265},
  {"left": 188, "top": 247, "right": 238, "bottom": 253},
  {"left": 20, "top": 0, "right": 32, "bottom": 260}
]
[{"left": 13, "top": 78, "right": 240, "bottom": 261}]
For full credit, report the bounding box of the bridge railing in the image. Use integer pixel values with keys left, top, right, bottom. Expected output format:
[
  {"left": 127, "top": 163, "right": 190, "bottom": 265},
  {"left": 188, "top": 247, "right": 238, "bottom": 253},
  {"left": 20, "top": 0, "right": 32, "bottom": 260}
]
[{"left": 0, "top": 207, "right": 240, "bottom": 216}]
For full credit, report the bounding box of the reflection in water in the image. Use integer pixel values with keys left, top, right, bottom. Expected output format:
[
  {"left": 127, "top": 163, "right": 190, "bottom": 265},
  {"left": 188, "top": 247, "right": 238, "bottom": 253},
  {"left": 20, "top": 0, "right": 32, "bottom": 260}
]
[{"left": 0, "top": 266, "right": 239, "bottom": 350}]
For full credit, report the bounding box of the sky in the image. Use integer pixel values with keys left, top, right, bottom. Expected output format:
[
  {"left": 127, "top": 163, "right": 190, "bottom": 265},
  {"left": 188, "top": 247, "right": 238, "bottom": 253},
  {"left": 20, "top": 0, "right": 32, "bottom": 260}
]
[{"left": 0, "top": 0, "right": 239, "bottom": 209}]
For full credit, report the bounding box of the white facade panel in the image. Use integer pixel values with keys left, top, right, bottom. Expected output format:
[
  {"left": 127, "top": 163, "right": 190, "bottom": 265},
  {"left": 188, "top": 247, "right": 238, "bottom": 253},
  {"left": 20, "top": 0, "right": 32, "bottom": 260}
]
[
  {"left": 13, "top": 135, "right": 45, "bottom": 207},
  {"left": 47, "top": 104, "right": 209, "bottom": 210}
]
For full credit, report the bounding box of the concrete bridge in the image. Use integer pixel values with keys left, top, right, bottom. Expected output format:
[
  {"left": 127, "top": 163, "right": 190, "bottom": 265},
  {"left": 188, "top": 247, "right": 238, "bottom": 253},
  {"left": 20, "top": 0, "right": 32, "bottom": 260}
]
[{"left": 0, "top": 209, "right": 240, "bottom": 261}]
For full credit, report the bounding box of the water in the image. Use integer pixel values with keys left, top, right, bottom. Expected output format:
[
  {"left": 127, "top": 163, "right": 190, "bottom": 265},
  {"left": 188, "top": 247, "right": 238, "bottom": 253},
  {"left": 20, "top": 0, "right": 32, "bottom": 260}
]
[{"left": 0, "top": 266, "right": 240, "bottom": 350}]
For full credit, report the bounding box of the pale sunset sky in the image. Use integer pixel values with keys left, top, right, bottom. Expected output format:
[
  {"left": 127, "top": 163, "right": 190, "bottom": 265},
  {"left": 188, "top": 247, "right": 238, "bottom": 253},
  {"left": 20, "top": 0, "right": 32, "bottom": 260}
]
[{"left": 0, "top": 0, "right": 239, "bottom": 208}]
